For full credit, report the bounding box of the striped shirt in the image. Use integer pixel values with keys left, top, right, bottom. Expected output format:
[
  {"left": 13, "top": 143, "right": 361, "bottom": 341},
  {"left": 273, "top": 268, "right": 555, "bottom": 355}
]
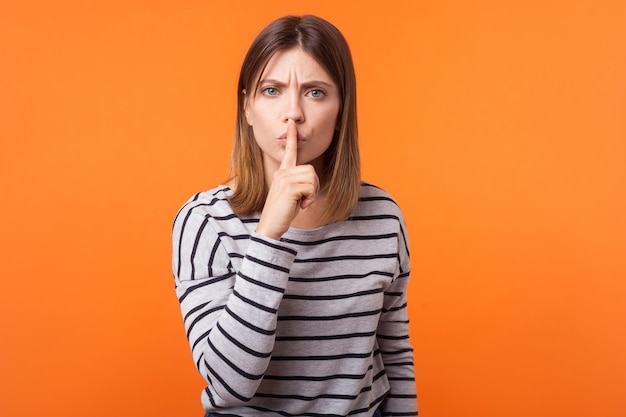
[{"left": 172, "top": 183, "right": 417, "bottom": 416}]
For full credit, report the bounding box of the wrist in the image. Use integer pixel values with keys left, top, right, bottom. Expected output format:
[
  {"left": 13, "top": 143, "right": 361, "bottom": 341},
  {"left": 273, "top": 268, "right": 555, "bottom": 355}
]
[{"left": 255, "top": 224, "right": 283, "bottom": 241}]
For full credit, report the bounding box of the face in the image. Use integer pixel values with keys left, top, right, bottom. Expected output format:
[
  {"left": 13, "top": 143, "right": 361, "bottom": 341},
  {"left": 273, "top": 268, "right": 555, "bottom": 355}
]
[{"left": 244, "top": 47, "right": 340, "bottom": 176}]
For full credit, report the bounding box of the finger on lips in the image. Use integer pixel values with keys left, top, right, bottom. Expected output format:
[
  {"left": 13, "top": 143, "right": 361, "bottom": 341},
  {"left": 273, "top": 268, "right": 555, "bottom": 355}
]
[{"left": 280, "top": 118, "right": 298, "bottom": 170}]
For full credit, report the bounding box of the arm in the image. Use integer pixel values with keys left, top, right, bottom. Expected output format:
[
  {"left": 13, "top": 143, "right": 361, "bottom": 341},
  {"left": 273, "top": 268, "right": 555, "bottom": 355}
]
[
  {"left": 173, "top": 205, "right": 296, "bottom": 407},
  {"left": 377, "top": 217, "right": 418, "bottom": 416},
  {"left": 173, "top": 119, "right": 317, "bottom": 407}
]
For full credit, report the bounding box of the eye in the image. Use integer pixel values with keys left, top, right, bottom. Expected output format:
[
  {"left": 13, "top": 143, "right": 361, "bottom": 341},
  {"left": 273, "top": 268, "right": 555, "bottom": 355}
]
[
  {"left": 307, "top": 89, "right": 326, "bottom": 99},
  {"left": 261, "top": 87, "right": 279, "bottom": 96}
]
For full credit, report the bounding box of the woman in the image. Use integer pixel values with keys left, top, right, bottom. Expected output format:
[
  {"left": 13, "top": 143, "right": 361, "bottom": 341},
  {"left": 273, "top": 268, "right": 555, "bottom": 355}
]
[{"left": 172, "top": 15, "right": 417, "bottom": 417}]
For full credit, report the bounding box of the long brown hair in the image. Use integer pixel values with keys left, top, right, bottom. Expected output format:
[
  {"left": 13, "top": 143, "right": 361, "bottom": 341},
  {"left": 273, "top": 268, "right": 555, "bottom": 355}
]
[{"left": 228, "top": 15, "right": 360, "bottom": 224}]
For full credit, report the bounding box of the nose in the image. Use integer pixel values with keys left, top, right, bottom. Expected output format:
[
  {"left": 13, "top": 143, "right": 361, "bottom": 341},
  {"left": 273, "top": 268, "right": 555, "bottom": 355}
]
[{"left": 282, "top": 93, "right": 305, "bottom": 123}]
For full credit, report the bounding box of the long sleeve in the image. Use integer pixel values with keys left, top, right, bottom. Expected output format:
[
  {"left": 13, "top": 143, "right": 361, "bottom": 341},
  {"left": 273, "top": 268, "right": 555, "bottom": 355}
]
[
  {"left": 172, "top": 184, "right": 418, "bottom": 416},
  {"left": 173, "top": 200, "right": 297, "bottom": 407},
  {"left": 377, "top": 215, "right": 418, "bottom": 416}
]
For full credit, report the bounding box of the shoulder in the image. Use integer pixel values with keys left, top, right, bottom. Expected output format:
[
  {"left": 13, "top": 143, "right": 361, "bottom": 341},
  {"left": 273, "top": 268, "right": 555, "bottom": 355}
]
[
  {"left": 357, "top": 182, "right": 411, "bottom": 255},
  {"left": 359, "top": 182, "right": 399, "bottom": 201},
  {"left": 355, "top": 182, "right": 404, "bottom": 218},
  {"left": 173, "top": 185, "right": 235, "bottom": 227}
]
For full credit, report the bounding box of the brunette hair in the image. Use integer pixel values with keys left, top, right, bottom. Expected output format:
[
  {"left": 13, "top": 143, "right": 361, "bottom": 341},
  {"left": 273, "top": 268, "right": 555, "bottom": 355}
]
[{"left": 228, "top": 15, "right": 360, "bottom": 224}]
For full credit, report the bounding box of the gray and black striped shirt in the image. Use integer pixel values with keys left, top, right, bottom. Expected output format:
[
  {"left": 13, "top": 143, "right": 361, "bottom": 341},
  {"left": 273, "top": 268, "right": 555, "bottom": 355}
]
[{"left": 172, "top": 183, "right": 417, "bottom": 416}]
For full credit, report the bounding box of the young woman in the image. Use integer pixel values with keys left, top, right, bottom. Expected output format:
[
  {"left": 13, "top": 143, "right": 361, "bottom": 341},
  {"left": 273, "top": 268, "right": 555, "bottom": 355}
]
[{"left": 172, "top": 15, "right": 417, "bottom": 417}]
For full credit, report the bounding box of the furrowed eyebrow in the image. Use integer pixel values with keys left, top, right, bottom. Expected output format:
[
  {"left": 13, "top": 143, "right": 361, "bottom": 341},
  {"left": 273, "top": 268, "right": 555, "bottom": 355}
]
[
  {"left": 259, "top": 79, "right": 335, "bottom": 89},
  {"left": 258, "top": 79, "right": 286, "bottom": 87},
  {"left": 301, "top": 81, "right": 334, "bottom": 89}
]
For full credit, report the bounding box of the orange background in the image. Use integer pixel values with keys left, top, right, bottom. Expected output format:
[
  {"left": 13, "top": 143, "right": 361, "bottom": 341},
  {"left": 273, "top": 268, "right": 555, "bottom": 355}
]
[{"left": 1, "top": 1, "right": 625, "bottom": 416}]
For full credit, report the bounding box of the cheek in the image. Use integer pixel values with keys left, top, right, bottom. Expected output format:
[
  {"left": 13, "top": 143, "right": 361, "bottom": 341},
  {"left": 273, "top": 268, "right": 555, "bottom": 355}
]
[{"left": 323, "top": 108, "right": 340, "bottom": 133}]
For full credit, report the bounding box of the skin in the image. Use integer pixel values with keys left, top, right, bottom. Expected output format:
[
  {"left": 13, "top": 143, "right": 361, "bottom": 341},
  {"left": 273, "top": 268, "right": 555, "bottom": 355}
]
[{"left": 243, "top": 47, "right": 341, "bottom": 240}]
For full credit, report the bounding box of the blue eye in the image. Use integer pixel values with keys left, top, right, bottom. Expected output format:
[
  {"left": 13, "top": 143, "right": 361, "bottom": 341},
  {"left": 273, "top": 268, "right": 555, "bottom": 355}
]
[
  {"left": 308, "top": 89, "right": 326, "bottom": 98},
  {"left": 262, "top": 87, "right": 279, "bottom": 96}
]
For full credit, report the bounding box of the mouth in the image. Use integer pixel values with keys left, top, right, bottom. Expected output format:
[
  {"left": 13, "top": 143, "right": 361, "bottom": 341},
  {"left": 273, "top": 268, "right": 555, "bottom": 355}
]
[{"left": 277, "top": 132, "right": 307, "bottom": 146}]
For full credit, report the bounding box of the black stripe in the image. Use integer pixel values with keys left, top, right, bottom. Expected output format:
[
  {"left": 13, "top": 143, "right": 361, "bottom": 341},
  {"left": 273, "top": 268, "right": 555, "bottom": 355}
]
[
  {"left": 225, "top": 306, "right": 276, "bottom": 335},
  {"left": 177, "top": 272, "right": 235, "bottom": 303},
  {"left": 204, "top": 360, "right": 250, "bottom": 402},
  {"left": 382, "top": 302, "right": 408, "bottom": 313},
  {"left": 263, "top": 371, "right": 367, "bottom": 381},
  {"left": 254, "top": 392, "right": 358, "bottom": 401},
  {"left": 281, "top": 233, "right": 396, "bottom": 246},
  {"left": 204, "top": 386, "right": 218, "bottom": 409},
  {"left": 191, "top": 328, "right": 211, "bottom": 350},
  {"left": 283, "top": 287, "right": 382, "bottom": 301},
  {"left": 289, "top": 270, "right": 394, "bottom": 282},
  {"left": 207, "top": 237, "right": 221, "bottom": 277},
  {"left": 380, "top": 347, "right": 414, "bottom": 355},
  {"left": 243, "top": 406, "right": 344, "bottom": 417},
  {"left": 377, "top": 333, "right": 410, "bottom": 341},
  {"left": 176, "top": 208, "right": 194, "bottom": 277},
  {"left": 270, "top": 351, "right": 373, "bottom": 361},
  {"left": 295, "top": 253, "right": 397, "bottom": 263},
  {"left": 216, "top": 322, "right": 272, "bottom": 358},
  {"left": 212, "top": 213, "right": 239, "bottom": 221},
  {"left": 372, "top": 368, "right": 386, "bottom": 382},
  {"left": 171, "top": 192, "right": 200, "bottom": 230},
  {"left": 276, "top": 330, "right": 376, "bottom": 341},
  {"left": 233, "top": 289, "right": 278, "bottom": 314},
  {"left": 217, "top": 232, "right": 250, "bottom": 241},
  {"left": 245, "top": 254, "right": 290, "bottom": 273},
  {"left": 214, "top": 186, "right": 231, "bottom": 195},
  {"left": 278, "top": 308, "right": 381, "bottom": 321},
  {"left": 399, "top": 224, "right": 410, "bottom": 258},
  {"left": 241, "top": 387, "right": 385, "bottom": 417},
  {"left": 251, "top": 235, "right": 297, "bottom": 255},
  {"left": 349, "top": 392, "right": 388, "bottom": 416},
  {"left": 358, "top": 195, "right": 396, "bottom": 203},
  {"left": 186, "top": 304, "right": 225, "bottom": 339},
  {"left": 385, "top": 291, "right": 403, "bottom": 297},
  {"left": 207, "top": 337, "right": 264, "bottom": 380},
  {"left": 183, "top": 301, "right": 209, "bottom": 321},
  {"left": 238, "top": 271, "right": 285, "bottom": 293},
  {"left": 189, "top": 217, "right": 209, "bottom": 280},
  {"left": 348, "top": 214, "right": 400, "bottom": 222},
  {"left": 386, "top": 394, "right": 418, "bottom": 399},
  {"left": 383, "top": 361, "right": 415, "bottom": 367}
]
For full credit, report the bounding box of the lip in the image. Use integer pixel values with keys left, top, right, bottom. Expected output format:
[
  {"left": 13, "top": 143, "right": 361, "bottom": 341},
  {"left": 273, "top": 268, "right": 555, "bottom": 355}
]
[{"left": 277, "top": 132, "right": 307, "bottom": 145}]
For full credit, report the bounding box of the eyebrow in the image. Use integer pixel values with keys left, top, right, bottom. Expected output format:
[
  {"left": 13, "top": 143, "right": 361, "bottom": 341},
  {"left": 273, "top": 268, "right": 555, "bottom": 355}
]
[{"left": 259, "top": 78, "right": 335, "bottom": 89}]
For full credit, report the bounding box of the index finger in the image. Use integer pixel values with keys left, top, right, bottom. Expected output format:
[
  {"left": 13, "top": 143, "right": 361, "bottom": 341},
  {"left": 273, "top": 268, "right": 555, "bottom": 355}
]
[{"left": 280, "top": 118, "right": 298, "bottom": 169}]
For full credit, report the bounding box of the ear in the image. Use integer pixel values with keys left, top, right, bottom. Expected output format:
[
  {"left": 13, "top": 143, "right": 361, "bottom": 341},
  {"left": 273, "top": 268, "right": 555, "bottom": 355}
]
[{"left": 242, "top": 89, "right": 252, "bottom": 126}]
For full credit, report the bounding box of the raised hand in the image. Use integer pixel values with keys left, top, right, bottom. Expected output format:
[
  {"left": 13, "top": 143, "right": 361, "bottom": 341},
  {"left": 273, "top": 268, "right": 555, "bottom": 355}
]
[{"left": 255, "top": 119, "right": 319, "bottom": 240}]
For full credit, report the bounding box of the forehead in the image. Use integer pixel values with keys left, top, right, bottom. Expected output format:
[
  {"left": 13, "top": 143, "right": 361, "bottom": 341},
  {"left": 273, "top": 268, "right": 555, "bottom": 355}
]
[{"left": 258, "top": 47, "right": 335, "bottom": 83}]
